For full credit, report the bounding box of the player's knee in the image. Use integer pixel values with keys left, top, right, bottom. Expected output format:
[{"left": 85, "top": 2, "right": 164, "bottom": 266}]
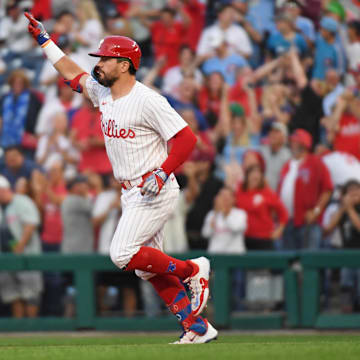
[{"left": 109, "top": 243, "right": 134, "bottom": 270}]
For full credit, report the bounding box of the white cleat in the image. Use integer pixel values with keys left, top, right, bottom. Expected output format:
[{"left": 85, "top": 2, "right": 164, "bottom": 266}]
[
  {"left": 184, "top": 256, "right": 210, "bottom": 316},
  {"left": 170, "top": 321, "right": 218, "bottom": 345}
]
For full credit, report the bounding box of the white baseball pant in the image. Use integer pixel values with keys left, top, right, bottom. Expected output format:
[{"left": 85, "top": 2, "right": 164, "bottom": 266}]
[{"left": 109, "top": 173, "right": 179, "bottom": 280}]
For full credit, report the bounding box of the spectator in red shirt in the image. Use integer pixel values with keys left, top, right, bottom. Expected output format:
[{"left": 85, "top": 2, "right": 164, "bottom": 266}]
[
  {"left": 325, "top": 75, "right": 360, "bottom": 160},
  {"left": 278, "top": 129, "right": 333, "bottom": 249},
  {"left": 198, "top": 72, "right": 224, "bottom": 130},
  {"left": 71, "top": 98, "right": 112, "bottom": 179},
  {"left": 182, "top": 0, "right": 205, "bottom": 51},
  {"left": 236, "top": 164, "right": 288, "bottom": 250},
  {"left": 144, "top": 6, "right": 190, "bottom": 75},
  {"left": 37, "top": 161, "right": 67, "bottom": 252},
  {"left": 31, "top": 0, "right": 52, "bottom": 21}
]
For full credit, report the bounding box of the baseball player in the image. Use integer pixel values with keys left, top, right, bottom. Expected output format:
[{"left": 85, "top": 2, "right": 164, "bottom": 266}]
[{"left": 25, "top": 13, "right": 217, "bottom": 344}]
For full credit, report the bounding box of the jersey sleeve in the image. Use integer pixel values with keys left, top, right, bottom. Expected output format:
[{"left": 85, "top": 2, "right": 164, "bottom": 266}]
[
  {"left": 143, "top": 94, "right": 187, "bottom": 141},
  {"left": 85, "top": 76, "right": 101, "bottom": 107}
]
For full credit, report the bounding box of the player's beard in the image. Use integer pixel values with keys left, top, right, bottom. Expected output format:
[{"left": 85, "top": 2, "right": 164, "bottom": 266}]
[
  {"left": 93, "top": 66, "right": 119, "bottom": 87},
  {"left": 98, "top": 73, "right": 119, "bottom": 87}
]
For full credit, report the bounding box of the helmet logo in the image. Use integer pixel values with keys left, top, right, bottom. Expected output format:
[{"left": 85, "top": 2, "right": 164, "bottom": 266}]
[{"left": 98, "top": 39, "right": 104, "bottom": 49}]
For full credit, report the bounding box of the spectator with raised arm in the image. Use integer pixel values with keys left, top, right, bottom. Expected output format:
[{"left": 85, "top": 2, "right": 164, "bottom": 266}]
[
  {"left": 141, "top": 5, "right": 191, "bottom": 75},
  {"left": 323, "top": 71, "right": 360, "bottom": 160},
  {"left": 286, "top": 48, "right": 325, "bottom": 146}
]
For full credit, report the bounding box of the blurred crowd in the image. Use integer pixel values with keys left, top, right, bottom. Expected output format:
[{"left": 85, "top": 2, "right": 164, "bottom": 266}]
[{"left": 1, "top": 0, "right": 360, "bottom": 318}]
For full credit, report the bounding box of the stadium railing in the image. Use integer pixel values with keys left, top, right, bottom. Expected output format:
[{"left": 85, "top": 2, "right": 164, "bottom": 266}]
[
  {"left": 300, "top": 250, "right": 360, "bottom": 329},
  {"left": 0, "top": 252, "right": 300, "bottom": 331}
]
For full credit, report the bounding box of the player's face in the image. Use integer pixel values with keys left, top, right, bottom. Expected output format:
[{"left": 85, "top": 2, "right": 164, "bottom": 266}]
[{"left": 95, "top": 57, "right": 122, "bottom": 87}]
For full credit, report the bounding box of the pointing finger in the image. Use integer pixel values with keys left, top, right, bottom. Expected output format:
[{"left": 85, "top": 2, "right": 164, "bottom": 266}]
[{"left": 24, "top": 12, "right": 38, "bottom": 26}]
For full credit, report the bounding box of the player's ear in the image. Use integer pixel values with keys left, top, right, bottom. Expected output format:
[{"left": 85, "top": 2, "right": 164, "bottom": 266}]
[{"left": 119, "top": 60, "right": 130, "bottom": 74}]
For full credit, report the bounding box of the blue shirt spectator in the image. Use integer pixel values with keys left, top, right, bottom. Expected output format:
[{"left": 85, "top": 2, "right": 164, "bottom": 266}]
[
  {"left": 247, "top": 0, "right": 276, "bottom": 34},
  {"left": 0, "top": 146, "right": 43, "bottom": 189},
  {"left": 267, "top": 31, "right": 308, "bottom": 57},
  {"left": 267, "top": 14, "right": 308, "bottom": 57},
  {"left": 312, "top": 17, "right": 340, "bottom": 80},
  {"left": 283, "top": 1, "right": 316, "bottom": 43},
  {"left": 296, "top": 16, "right": 316, "bottom": 42},
  {"left": 203, "top": 54, "right": 248, "bottom": 85}
]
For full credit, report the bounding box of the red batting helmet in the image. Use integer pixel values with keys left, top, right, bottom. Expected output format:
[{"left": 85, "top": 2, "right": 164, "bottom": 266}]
[{"left": 89, "top": 36, "right": 141, "bottom": 70}]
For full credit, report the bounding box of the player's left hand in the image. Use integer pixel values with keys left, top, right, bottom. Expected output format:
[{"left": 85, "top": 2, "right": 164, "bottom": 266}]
[
  {"left": 138, "top": 169, "right": 168, "bottom": 197},
  {"left": 24, "top": 12, "right": 50, "bottom": 46}
]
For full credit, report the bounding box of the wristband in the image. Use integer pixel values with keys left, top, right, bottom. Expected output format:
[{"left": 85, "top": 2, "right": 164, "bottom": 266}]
[{"left": 41, "top": 40, "right": 65, "bottom": 65}]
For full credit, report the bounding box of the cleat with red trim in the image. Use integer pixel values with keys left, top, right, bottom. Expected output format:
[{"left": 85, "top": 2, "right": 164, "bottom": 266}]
[
  {"left": 184, "top": 256, "right": 210, "bottom": 316},
  {"left": 170, "top": 319, "right": 218, "bottom": 344}
]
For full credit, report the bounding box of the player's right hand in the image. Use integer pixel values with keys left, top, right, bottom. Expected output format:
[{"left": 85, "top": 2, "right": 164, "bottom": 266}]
[{"left": 24, "top": 12, "right": 50, "bottom": 46}]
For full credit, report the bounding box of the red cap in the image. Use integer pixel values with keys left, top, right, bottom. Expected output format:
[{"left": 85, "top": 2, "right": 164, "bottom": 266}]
[
  {"left": 290, "top": 129, "right": 312, "bottom": 149},
  {"left": 89, "top": 36, "right": 142, "bottom": 70}
]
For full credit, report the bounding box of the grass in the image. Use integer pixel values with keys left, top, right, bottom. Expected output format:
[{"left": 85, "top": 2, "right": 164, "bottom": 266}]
[{"left": 0, "top": 334, "right": 359, "bottom": 360}]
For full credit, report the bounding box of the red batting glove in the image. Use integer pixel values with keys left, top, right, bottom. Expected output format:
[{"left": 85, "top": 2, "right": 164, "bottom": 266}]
[
  {"left": 24, "top": 12, "right": 50, "bottom": 45},
  {"left": 138, "top": 169, "right": 168, "bottom": 197}
]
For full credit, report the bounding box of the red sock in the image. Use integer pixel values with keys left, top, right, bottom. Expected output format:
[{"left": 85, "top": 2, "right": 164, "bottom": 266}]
[
  {"left": 126, "top": 246, "right": 197, "bottom": 280},
  {"left": 149, "top": 274, "right": 196, "bottom": 330}
]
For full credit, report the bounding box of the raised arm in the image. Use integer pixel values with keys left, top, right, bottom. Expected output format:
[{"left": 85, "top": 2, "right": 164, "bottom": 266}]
[
  {"left": 288, "top": 47, "right": 308, "bottom": 89},
  {"left": 25, "top": 12, "right": 90, "bottom": 97}
]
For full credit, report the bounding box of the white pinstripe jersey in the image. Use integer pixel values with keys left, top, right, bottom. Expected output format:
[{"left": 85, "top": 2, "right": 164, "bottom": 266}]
[{"left": 85, "top": 77, "right": 187, "bottom": 182}]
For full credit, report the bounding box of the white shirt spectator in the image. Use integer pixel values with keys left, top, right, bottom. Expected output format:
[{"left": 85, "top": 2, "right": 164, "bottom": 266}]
[
  {"left": 345, "top": 41, "right": 360, "bottom": 85},
  {"left": 35, "top": 134, "right": 79, "bottom": 179},
  {"left": 197, "top": 23, "right": 252, "bottom": 58},
  {"left": 163, "top": 191, "right": 189, "bottom": 253},
  {"left": 162, "top": 66, "right": 203, "bottom": 96},
  {"left": 77, "top": 19, "right": 104, "bottom": 67},
  {"left": 202, "top": 208, "right": 247, "bottom": 254},
  {"left": 92, "top": 190, "right": 120, "bottom": 255},
  {"left": 322, "top": 83, "right": 345, "bottom": 117},
  {"left": 322, "top": 151, "right": 360, "bottom": 187},
  {"left": 2, "top": 14, "right": 32, "bottom": 53},
  {"left": 322, "top": 202, "right": 342, "bottom": 248},
  {"left": 280, "top": 159, "right": 301, "bottom": 218},
  {"left": 35, "top": 96, "right": 82, "bottom": 135}
]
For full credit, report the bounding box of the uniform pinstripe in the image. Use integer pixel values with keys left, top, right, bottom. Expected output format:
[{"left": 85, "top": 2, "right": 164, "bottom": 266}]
[{"left": 85, "top": 77, "right": 187, "bottom": 278}]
